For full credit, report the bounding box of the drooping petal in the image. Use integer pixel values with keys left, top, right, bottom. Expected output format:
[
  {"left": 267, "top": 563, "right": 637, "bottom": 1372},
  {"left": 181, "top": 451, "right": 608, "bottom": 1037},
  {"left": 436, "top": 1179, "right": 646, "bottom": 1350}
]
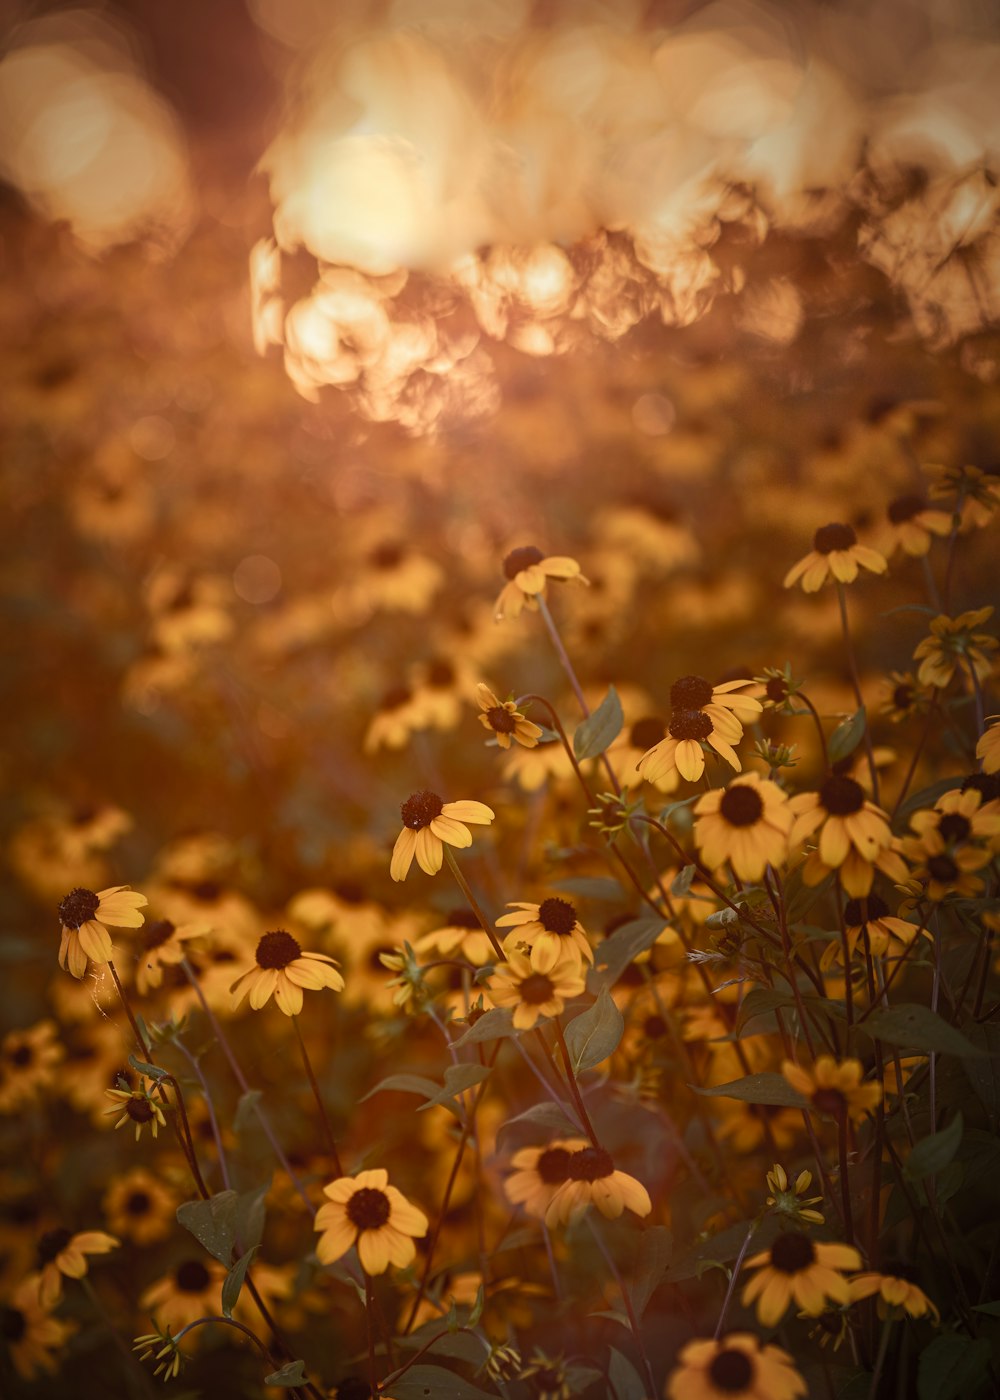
[
  {"left": 415, "top": 826, "right": 443, "bottom": 875},
  {"left": 77, "top": 920, "right": 113, "bottom": 963},
  {"left": 315, "top": 1216, "right": 356, "bottom": 1265},
  {"left": 390, "top": 827, "right": 417, "bottom": 882},
  {"left": 358, "top": 1228, "right": 391, "bottom": 1275},
  {"left": 430, "top": 814, "right": 472, "bottom": 848},
  {"left": 441, "top": 800, "right": 495, "bottom": 824}
]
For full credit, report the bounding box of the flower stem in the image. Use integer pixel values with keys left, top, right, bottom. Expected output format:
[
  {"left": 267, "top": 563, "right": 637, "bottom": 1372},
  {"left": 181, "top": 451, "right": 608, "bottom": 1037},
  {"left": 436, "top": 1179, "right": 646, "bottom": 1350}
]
[
  {"left": 552, "top": 1018, "right": 600, "bottom": 1148},
  {"left": 80, "top": 1276, "right": 157, "bottom": 1399},
  {"left": 713, "top": 1222, "right": 757, "bottom": 1339},
  {"left": 835, "top": 582, "right": 880, "bottom": 805},
  {"left": 291, "top": 1013, "right": 343, "bottom": 1177},
  {"left": 364, "top": 1272, "right": 379, "bottom": 1394},
  {"left": 443, "top": 846, "right": 505, "bottom": 962},
  {"left": 587, "top": 1214, "right": 656, "bottom": 1398},
  {"left": 537, "top": 595, "right": 621, "bottom": 794}
]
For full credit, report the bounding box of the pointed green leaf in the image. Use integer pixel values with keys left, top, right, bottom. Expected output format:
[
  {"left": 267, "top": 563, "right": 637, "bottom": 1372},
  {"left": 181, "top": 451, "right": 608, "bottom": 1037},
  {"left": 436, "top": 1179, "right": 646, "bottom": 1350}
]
[
  {"left": 222, "top": 1245, "right": 259, "bottom": 1318},
  {"left": 389, "top": 1365, "right": 498, "bottom": 1398},
  {"left": 628, "top": 1226, "right": 672, "bottom": 1317},
  {"left": 589, "top": 916, "right": 665, "bottom": 990},
  {"left": 692, "top": 1073, "right": 808, "bottom": 1108},
  {"left": 233, "top": 1089, "right": 263, "bottom": 1133},
  {"left": 564, "top": 985, "right": 624, "bottom": 1072},
  {"left": 176, "top": 1191, "right": 238, "bottom": 1263},
  {"left": 452, "top": 1007, "right": 518, "bottom": 1047},
  {"left": 905, "top": 1114, "right": 963, "bottom": 1180},
  {"left": 573, "top": 686, "right": 623, "bottom": 760},
  {"left": 417, "top": 1063, "right": 491, "bottom": 1111},
  {"left": 265, "top": 1359, "right": 307, "bottom": 1387},
  {"left": 608, "top": 1347, "right": 648, "bottom": 1400},
  {"left": 671, "top": 864, "right": 696, "bottom": 897},
  {"left": 861, "top": 1005, "right": 991, "bottom": 1058},
  {"left": 828, "top": 707, "right": 866, "bottom": 764},
  {"left": 917, "top": 1334, "right": 991, "bottom": 1400}
]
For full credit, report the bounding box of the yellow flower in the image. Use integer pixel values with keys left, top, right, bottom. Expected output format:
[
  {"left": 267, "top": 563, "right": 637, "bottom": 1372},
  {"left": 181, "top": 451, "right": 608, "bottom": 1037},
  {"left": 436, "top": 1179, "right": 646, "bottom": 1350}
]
[
  {"left": 790, "top": 775, "right": 895, "bottom": 897},
  {"left": 0, "top": 1275, "right": 73, "bottom": 1381},
  {"left": 978, "top": 716, "right": 1000, "bottom": 774},
  {"left": 134, "top": 918, "right": 203, "bottom": 995},
  {"left": 314, "top": 1168, "right": 428, "bottom": 1275},
  {"left": 230, "top": 929, "right": 344, "bottom": 1016},
  {"left": 847, "top": 1272, "right": 939, "bottom": 1321},
  {"left": 476, "top": 684, "right": 543, "bottom": 749},
  {"left": 666, "top": 1333, "right": 807, "bottom": 1400},
  {"left": 105, "top": 1078, "right": 167, "bottom": 1140},
  {"left": 913, "top": 606, "right": 997, "bottom": 689},
  {"left": 504, "top": 1138, "right": 590, "bottom": 1219},
  {"left": 741, "top": 1232, "right": 862, "bottom": 1325},
  {"left": 782, "top": 1056, "right": 882, "bottom": 1123},
  {"left": 0, "top": 1019, "right": 63, "bottom": 1113},
  {"left": 486, "top": 944, "right": 587, "bottom": 1031},
  {"left": 766, "top": 1164, "right": 824, "bottom": 1225},
  {"left": 783, "top": 523, "right": 887, "bottom": 592},
  {"left": 140, "top": 1258, "right": 226, "bottom": 1332},
  {"left": 35, "top": 1227, "right": 118, "bottom": 1307},
  {"left": 608, "top": 714, "right": 679, "bottom": 794},
  {"left": 103, "top": 1168, "right": 178, "bottom": 1246},
  {"left": 544, "top": 1146, "right": 652, "bottom": 1226},
  {"left": 821, "top": 894, "right": 926, "bottom": 970},
  {"left": 694, "top": 772, "right": 794, "bottom": 880},
  {"left": 363, "top": 685, "right": 424, "bottom": 754},
  {"left": 496, "top": 898, "right": 594, "bottom": 968},
  {"left": 414, "top": 908, "right": 496, "bottom": 967},
  {"left": 390, "top": 791, "right": 495, "bottom": 881},
  {"left": 879, "top": 670, "right": 931, "bottom": 723},
  {"left": 638, "top": 675, "right": 760, "bottom": 785},
  {"left": 494, "top": 545, "right": 588, "bottom": 622},
  {"left": 502, "top": 735, "right": 576, "bottom": 792},
  {"left": 57, "top": 885, "right": 147, "bottom": 978},
  {"left": 882, "top": 494, "right": 952, "bottom": 557}
]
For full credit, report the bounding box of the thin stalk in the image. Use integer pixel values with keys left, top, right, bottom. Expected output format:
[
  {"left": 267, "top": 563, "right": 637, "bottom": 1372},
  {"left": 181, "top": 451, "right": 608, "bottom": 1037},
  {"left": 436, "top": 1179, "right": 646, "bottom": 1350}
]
[
  {"left": 836, "top": 1109, "right": 856, "bottom": 1247},
  {"left": 171, "top": 1034, "right": 231, "bottom": 1191},
  {"left": 291, "top": 1014, "right": 343, "bottom": 1176},
  {"left": 797, "top": 692, "right": 830, "bottom": 771},
  {"left": 80, "top": 1276, "right": 156, "bottom": 1399},
  {"left": 552, "top": 1018, "right": 600, "bottom": 1148},
  {"left": 443, "top": 847, "right": 505, "bottom": 962},
  {"left": 836, "top": 582, "right": 880, "bottom": 805},
  {"left": 587, "top": 1214, "right": 656, "bottom": 1398},
  {"left": 714, "top": 1223, "right": 757, "bottom": 1338},
  {"left": 537, "top": 595, "right": 621, "bottom": 793},
  {"left": 364, "top": 1272, "right": 379, "bottom": 1396}
]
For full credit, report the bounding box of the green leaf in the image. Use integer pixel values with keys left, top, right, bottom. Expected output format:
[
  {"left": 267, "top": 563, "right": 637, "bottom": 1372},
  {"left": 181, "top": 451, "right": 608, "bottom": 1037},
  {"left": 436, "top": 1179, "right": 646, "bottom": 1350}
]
[
  {"left": 962, "top": 1023, "right": 1000, "bottom": 1117},
  {"left": 628, "top": 1226, "right": 672, "bottom": 1317},
  {"left": 664, "top": 1216, "right": 777, "bottom": 1283},
  {"left": 608, "top": 1346, "right": 648, "bottom": 1400},
  {"left": 861, "top": 1005, "right": 991, "bottom": 1058},
  {"left": 589, "top": 916, "right": 665, "bottom": 990},
  {"left": 176, "top": 1191, "right": 238, "bottom": 1264},
  {"left": 692, "top": 1073, "right": 808, "bottom": 1108},
  {"left": 233, "top": 1089, "right": 262, "bottom": 1133},
  {"left": 466, "top": 1283, "right": 484, "bottom": 1329},
  {"left": 671, "top": 864, "right": 696, "bottom": 897},
  {"left": 127, "top": 1055, "right": 170, "bottom": 1082},
  {"left": 906, "top": 1114, "right": 964, "bottom": 1180},
  {"left": 390, "top": 1365, "right": 498, "bottom": 1398},
  {"left": 496, "top": 1101, "right": 580, "bottom": 1147},
  {"left": 360, "top": 1074, "right": 445, "bottom": 1104},
  {"left": 265, "top": 1359, "right": 307, "bottom": 1387},
  {"left": 735, "top": 987, "right": 794, "bottom": 1036},
  {"left": 917, "top": 1334, "right": 992, "bottom": 1400},
  {"left": 973, "top": 1300, "right": 1000, "bottom": 1317},
  {"left": 564, "top": 985, "right": 624, "bottom": 1072},
  {"left": 452, "top": 1007, "right": 518, "bottom": 1048},
  {"left": 221, "top": 1245, "right": 258, "bottom": 1318},
  {"left": 573, "top": 685, "right": 623, "bottom": 760},
  {"left": 235, "top": 1181, "right": 269, "bottom": 1253},
  {"left": 828, "top": 707, "right": 866, "bottom": 764},
  {"left": 553, "top": 877, "right": 625, "bottom": 900},
  {"left": 417, "top": 1063, "right": 491, "bottom": 1111}
]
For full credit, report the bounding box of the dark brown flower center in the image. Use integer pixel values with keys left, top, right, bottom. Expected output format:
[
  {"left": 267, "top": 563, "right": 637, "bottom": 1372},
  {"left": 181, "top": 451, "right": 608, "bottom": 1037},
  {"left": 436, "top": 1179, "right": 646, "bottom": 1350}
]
[
  {"left": 719, "top": 786, "right": 764, "bottom": 827},
  {"left": 176, "top": 1259, "right": 211, "bottom": 1292},
  {"left": 927, "top": 854, "right": 959, "bottom": 882},
  {"left": 126, "top": 1097, "right": 156, "bottom": 1124},
  {"left": 770, "top": 1231, "right": 817, "bottom": 1273},
  {"left": 255, "top": 929, "right": 301, "bottom": 969},
  {"left": 962, "top": 773, "right": 1000, "bottom": 802},
  {"left": 8, "top": 1044, "right": 33, "bottom": 1068},
  {"left": 125, "top": 1191, "right": 152, "bottom": 1216},
  {"left": 643, "top": 1014, "right": 668, "bottom": 1040},
  {"left": 938, "top": 813, "right": 971, "bottom": 843},
  {"left": 37, "top": 1227, "right": 73, "bottom": 1266},
  {"left": 820, "top": 774, "right": 865, "bottom": 816},
  {"left": 893, "top": 682, "right": 914, "bottom": 710},
  {"left": 0, "top": 1306, "right": 26, "bottom": 1343},
  {"left": 812, "top": 1087, "right": 847, "bottom": 1118},
  {"left": 538, "top": 898, "right": 577, "bottom": 936},
  {"left": 378, "top": 685, "right": 412, "bottom": 713},
  {"left": 813, "top": 522, "right": 857, "bottom": 554},
  {"left": 486, "top": 705, "right": 517, "bottom": 734},
  {"left": 887, "top": 494, "right": 926, "bottom": 524},
  {"left": 519, "top": 973, "right": 556, "bottom": 1006},
  {"left": 370, "top": 541, "right": 405, "bottom": 570},
  {"left": 426, "top": 658, "right": 455, "bottom": 688},
  {"left": 709, "top": 1348, "right": 755, "bottom": 1393},
  {"left": 844, "top": 894, "right": 889, "bottom": 925},
  {"left": 629, "top": 716, "right": 666, "bottom": 750},
  {"left": 536, "top": 1147, "right": 573, "bottom": 1185},
  {"left": 346, "top": 1187, "right": 391, "bottom": 1230},
  {"left": 143, "top": 919, "right": 176, "bottom": 951},
  {"left": 503, "top": 545, "right": 544, "bottom": 579},
  {"left": 566, "top": 1147, "right": 614, "bottom": 1182},
  {"left": 400, "top": 790, "right": 444, "bottom": 829},
  {"left": 59, "top": 887, "right": 100, "bottom": 927},
  {"left": 190, "top": 880, "right": 222, "bottom": 902},
  {"left": 766, "top": 676, "right": 789, "bottom": 702},
  {"left": 669, "top": 708, "right": 713, "bottom": 742},
  {"left": 670, "top": 675, "right": 714, "bottom": 710}
]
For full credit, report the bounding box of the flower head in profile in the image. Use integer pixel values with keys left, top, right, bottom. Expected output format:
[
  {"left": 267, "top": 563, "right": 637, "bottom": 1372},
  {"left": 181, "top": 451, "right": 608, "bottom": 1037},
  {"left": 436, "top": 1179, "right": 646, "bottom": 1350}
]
[
  {"left": 494, "top": 545, "right": 588, "bottom": 622},
  {"left": 782, "top": 1056, "right": 881, "bottom": 1124},
  {"left": 821, "top": 894, "right": 925, "bottom": 971},
  {"left": 390, "top": 791, "right": 495, "bottom": 881},
  {"left": 230, "top": 930, "right": 344, "bottom": 1016},
  {"left": 783, "top": 522, "right": 887, "bottom": 592},
  {"left": 913, "top": 607, "right": 997, "bottom": 689},
  {"left": 504, "top": 1138, "right": 590, "bottom": 1219},
  {"left": 134, "top": 918, "right": 203, "bottom": 995},
  {"left": 902, "top": 787, "right": 1000, "bottom": 901},
  {"left": 882, "top": 494, "right": 951, "bottom": 557},
  {"left": 134, "top": 1326, "right": 183, "bottom": 1383},
  {"left": 741, "top": 1231, "right": 862, "bottom": 1325},
  {"left": 486, "top": 943, "right": 587, "bottom": 1030},
  {"left": 666, "top": 1333, "right": 807, "bottom": 1400},
  {"left": 140, "top": 1258, "right": 226, "bottom": 1332},
  {"left": 544, "top": 1146, "right": 652, "bottom": 1227},
  {"left": 847, "top": 1272, "right": 939, "bottom": 1322},
  {"left": 0, "top": 1275, "right": 73, "bottom": 1381},
  {"left": 35, "top": 1228, "right": 119, "bottom": 1307},
  {"left": 105, "top": 1077, "right": 167, "bottom": 1141},
  {"left": 879, "top": 670, "right": 931, "bottom": 724},
  {"left": 476, "top": 684, "right": 542, "bottom": 749},
  {"left": 315, "top": 1168, "right": 428, "bottom": 1275},
  {"left": 57, "top": 885, "right": 147, "bottom": 978},
  {"left": 637, "top": 675, "right": 760, "bottom": 785},
  {"left": 978, "top": 716, "right": 1000, "bottom": 774},
  {"left": 790, "top": 774, "right": 896, "bottom": 896},
  {"left": 496, "top": 897, "right": 594, "bottom": 967},
  {"left": 765, "top": 1164, "right": 824, "bottom": 1226},
  {"left": 694, "top": 772, "right": 794, "bottom": 880}
]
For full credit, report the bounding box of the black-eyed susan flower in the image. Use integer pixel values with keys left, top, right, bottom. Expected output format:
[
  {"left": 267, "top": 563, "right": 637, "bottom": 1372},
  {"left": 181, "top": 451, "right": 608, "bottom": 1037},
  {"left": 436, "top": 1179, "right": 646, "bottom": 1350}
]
[
  {"left": 0, "top": 1275, "right": 72, "bottom": 1381},
  {"left": 503, "top": 1138, "right": 590, "bottom": 1219},
  {"left": 502, "top": 734, "right": 576, "bottom": 792},
  {"left": 609, "top": 714, "right": 679, "bottom": 793},
  {"left": 913, "top": 607, "right": 998, "bottom": 689},
  {"left": 905, "top": 845, "right": 991, "bottom": 902},
  {"left": 134, "top": 918, "right": 203, "bottom": 996},
  {"left": 103, "top": 1168, "right": 178, "bottom": 1246},
  {"left": 741, "top": 1231, "right": 861, "bottom": 1325},
  {"left": 879, "top": 670, "right": 931, "bottom": 723},
  {"left": 847, "top": 1272, "right": 939, "bottom": 1321},
  {"left": 363, "top": 684, "right": 424, "bottom": 754},
  {"left": 783, "top": 522, "right": 887, "bottom": 592},
  {"left": 496, "top": 898, "right": 594, "bottom": 968},
  {"left": 57, "top": 885, "right": 147, "bottom": 979},
  {"left": 715, "top": 1101, "right": 802, "bottom": 1156},
  {"left": 881, "top": 494, "right": 952, "bottom": 557},
  {"left": 790, "top": 774, "right": 896, "bottom": 896},
  {"left": 637, "top": 674, "right": 761, "bottom": 784},
  {"left": 907, "top": 786, "right": 1000, "bottom": 855},
  {"left": 927, "top": 460, "right": 1000, "bottom": 527},
  {"left": 486, "top": 944, "right": 587, "bottom": 1031},
  {"left": 476, "top": 684, "right": 543, "bottom": 749},
  {"left": 0, "top": 1020, "right": 63, "bottom": 1114},
  {"left": 782, "top": 1056, "right": 882, "bottom": 1123},
  {"left": 230, "top": 929, "right": 344, "bottom": 1016},
  {"left": 494, "top": 545, "right": 588, "bottom": 622},
  {"left": 544, "top": 1146, "right": 652, "bottom": 1226},
  {"left": 413, "top": 908, "right": 495, "bottom": 967},
  {"left": 765, "top": 1164, "right": 824, "bottom": 1226},
  {"left": 140, "top": 1257, "right": 226, "bottom": 1332},
  {"left": 977, "top": 716, "right": 1000, "bottom": 774},
  {"left": 693, "top": 773, "right": 794, "bottom": 881},
  {"left": 314, "top": 1169, "right": 428, "bottom": 1275},
  {"left": 666, "top": 1333, "right": 807, "bottom": 1400},
  {"left": 35, "top": 1227, "right": 118, "bottom": 1307},
  {"left": 105, "top": 1078, "right": 167, "bottom": 1140},
  {"left": 820, "top": 894, "right": 926, "bottom": 971},
  {"left": 390, "top": 791, "right": 495, "bottom": 881}
]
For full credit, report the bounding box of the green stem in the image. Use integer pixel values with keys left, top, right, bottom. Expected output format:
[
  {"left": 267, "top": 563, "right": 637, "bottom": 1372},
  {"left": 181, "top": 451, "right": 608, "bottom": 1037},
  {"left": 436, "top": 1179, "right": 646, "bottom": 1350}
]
[
  {"left": 587, "top": 1214, "right": 656, "bottom": 1398},
  {"left": 291, "top": 1013, "right": 343, "bottom": 1176},
  {"left": 552, "top": 1018, "right": 600, "bottom": 1148},
  {"left": 836, "top": 582, "right": 880, "bottom": 806},
  {"left": 714, "top": 1222, "right": 757, "bottom": 1339},
  {"left": 443, "top": 846, "right": 505, "bottom": 962}
]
